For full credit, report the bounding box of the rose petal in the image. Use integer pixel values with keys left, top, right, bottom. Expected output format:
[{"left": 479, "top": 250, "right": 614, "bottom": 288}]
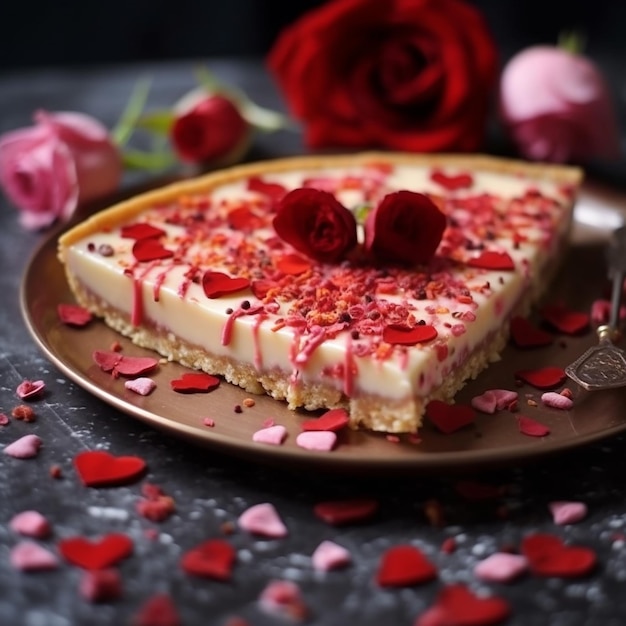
[
  {"left": 275, "top": 253, "right": 312, "bottom": 276},
  {"left": 93, "top": 350, "right": 159, "bottom": 377},
  {"left": 57, "top": 303, "right": 93, "bottom": 326},
  {"left": 16, "top": 379, "right": 45, "bottom": 400},
  {"left": 383, "top": 324, "right": 437, "bottom": 346},
  {"left": 425, "top": 400, "right": 475, "bottom": 434},
  {"left": 301, "top": 408, "right": 350, "bottom": 432},
  {"left": 515, "top": 366, "right": 566, "bottom": 389},
  {"left": 311, "top": 540, "right": 352, "bottom": 572},
  {"left": 541, "top": 302, "right": 590, "bottom": 334},
  {"left": 121, "top": 223, "right": 166, "bottom": 240},
  {"left": 170, "top": 372, "right": 220, "bottom": 393},
  {"left": 517, "top": 415, "right": 550, "bottom": 437},
  {"left": 510, "top": 315, "right": 554, "bottom": 348},
  {"left": 202, "top": 271, "right": 250, "bottom": 298},
  {"left": 313, "top": 499, "right": 379, "bottom": 526},
  {"left": 238, "top": 503, "right": 288, "bottom": 538},
  {"left": 376, "top": 544, "right": 437, "bottom": 587}
]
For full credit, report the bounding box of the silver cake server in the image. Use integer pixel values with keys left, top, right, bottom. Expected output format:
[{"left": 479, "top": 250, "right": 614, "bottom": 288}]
[{"left": 565, "top": 225, "right": 626, "bottom": 391}]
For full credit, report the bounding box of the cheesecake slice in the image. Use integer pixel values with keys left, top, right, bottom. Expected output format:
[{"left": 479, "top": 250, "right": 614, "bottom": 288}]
[{"left": 57, "top": 153, "right": 582, "bottom": 433}]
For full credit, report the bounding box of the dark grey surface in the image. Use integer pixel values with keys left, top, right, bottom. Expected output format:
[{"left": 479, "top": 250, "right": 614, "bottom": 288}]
[{"left": 2, "top": 59, "right": 626, "bottom": 626}]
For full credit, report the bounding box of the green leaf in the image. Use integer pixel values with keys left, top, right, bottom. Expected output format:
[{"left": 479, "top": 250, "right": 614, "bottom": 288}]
[
  {"left": 136, "top": 110, "right": 175, "bottom": 135},
  {"left": 122, "top": 148, "right": 177, "bottom": 172},
  {"left": 558, "top": 30, "right": 586, "bottom": 54},
  {"left": 111, "top": 77, "right": 152, "bottom": 147}
]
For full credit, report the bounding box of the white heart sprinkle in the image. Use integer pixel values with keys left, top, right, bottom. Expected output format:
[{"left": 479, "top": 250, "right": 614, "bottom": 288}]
[
  {"left": 238, "top": 503, "right": 288, "bottom": 538},
  {"left": 4, "top": 434, "right": 42, "bottom": 459},
  {"left": 124, "top": 377, "right": 156, "bottom": 396},
  {"left": 252, "top": 425, "right": 287, "bottom": 446},
  {"left": 474, "top": 552, "right": 528, "bottom": 583},
  {"left": 9, "top": 511, "right": 51, "bottom": 538},
  {"left": 296, "top": 431, "right": 337, "bottom": 452},
  {"left": 311, "top": 540, "right": 351, "bottom": 571}
]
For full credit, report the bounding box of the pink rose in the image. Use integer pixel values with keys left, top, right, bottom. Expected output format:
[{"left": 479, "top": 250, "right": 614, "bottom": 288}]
[
  {"left": 364, "top": 191, "right": 446, "bottom": 266},
  {"left": 0, "top": 110, "right": 122, "bottom": 230},
  {"left": 499, "top": 46, "right": 621, "bottom": 163},
  {"left": 171, "top": 88, "right": 251, "bottom": 166}
]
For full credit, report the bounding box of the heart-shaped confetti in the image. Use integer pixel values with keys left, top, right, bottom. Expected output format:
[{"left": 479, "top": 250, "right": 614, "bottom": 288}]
[
  {"left": 430, "top": 170, "right": 474, "bottom": 191},
  {"left": 180, "top": 539, "right": 235, "bottom": 581},
  {"left": 121, "top": 223, "right": 166, "bottom": 239},
  {"left": 132, "top": 238, "right": 174, "bottom": 262},
  {"left": 258, "top": 580, "right": 308, "bottom": 621},
  {"left": 517, "top": 415, "right": 550, "bottom": 437},
  {"left": 415, "top": 584, "right": 511, "bottom": 626},
  {"left": 541, "top": 303, "right": 590, "bottom": 335},
  {"left": 10, "top": 541, "right": 59, "bottom": 571},
  {"left": 131, "top": 593, "right": 181, "bottom": 626},
  {"left": 202, "top": 271, "right": 250, "bottom": 298},
  {"left": 296, "top": 431, "right": 337, "bottom": 451},
  {"left": 79, "top": 568, "right": 123, "bottom": 602},
  {"left": 474, "top": 552, "right": 529, "bottom": 583},
  {"left": 549, "top": 501, "right": 588, "bottom": 525},
  {"left": 301, "top": 408, "right": 350, "bottom": 432},
  {"left": 376, "top": 544, "right": 437, "bottom": 587},
  {"left": 470, "top": 389, "right": 518, "bottom": 414},
  {"left": 170, "top": 372, "right": 220, "bottom": 393},
  {"left": 238, "top": 503, "right": 288, "bottom": 538},
  {"left": 313, "top": 499, "right": 379, "bottom": 526},
  {"left": 276, "top": 253, "right": 312, "bottom": 276},
  {"left": 16, "top": 379, "right": 46, "bottom": 400},
  {"left": 74, "top": 450, "right": 147, "bottom": 487},
  {"left": 93, "top": 350, "right": 159, "bottom": 377},
  {"left": 311, "top": 540, "right": 352, "bottom": 572},
  {"left": 510, "top": 316, "right": 554, "bottom": 348},
  {"left": 515, "top": 366, "right": 566, "bottom": 389},
  {"left": 467, "top": 250, "right": 515, "bottom": 271},
  {"left": 124, "top": 377, "right": 156, "bottom": 396},
  {"left": 521, "top": 533, "right": 597, "bottom": 577},
  {"left": 57, "top": 303, "right": 93, "bottom": 327},
  {"left": 252, "top": 425, "right": 287, "bottom": 446},
  {"left": 10, "top": 511, "right": 51, "bottom": 538},
  {"left": 383, "top": 324, "right": 437, "bottom": 346},
  {"left": 59, "top": 533, "right": 133, "bottom": 570},
  {"left": 4, "top": 434, "right": 42, "bottom": 459},
  {"left": 425, "top": 400, "right": 475, "bottom": 434}
]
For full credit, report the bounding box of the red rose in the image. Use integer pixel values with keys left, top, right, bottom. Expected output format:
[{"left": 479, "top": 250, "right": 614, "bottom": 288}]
[
  {"left": 267, "top": 0, "right": 497, "bottom": 152},
  {"left": 171, "top": 89, "right": 250, "bottom": 164},
  {"left": 273, "top": 188, "right": 357, "bottom": 263},
  {"left": 364, "top": 191, "right": 446, "bottom": 265}
]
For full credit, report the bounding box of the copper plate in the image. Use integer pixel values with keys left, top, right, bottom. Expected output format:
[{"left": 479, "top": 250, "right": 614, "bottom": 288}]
[{"left": 20, "top": 181, "right": 626, "bottom": 474}]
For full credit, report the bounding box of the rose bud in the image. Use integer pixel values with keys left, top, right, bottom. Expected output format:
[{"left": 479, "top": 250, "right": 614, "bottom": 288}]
[
  {"left": 499, "top": 45, "right": 621, "bottom": 163},
  {"left": 273, "top": 188, "right": 357, "bottom": 263},
  {"left": 0, "top": 110, "right": 122, "bottom": 230},
  {"left": 170, "top": 87, "right": 251, "bottom": 166},
  {"left": 364, "top": 191, "right": 446, "bottom": 266}
]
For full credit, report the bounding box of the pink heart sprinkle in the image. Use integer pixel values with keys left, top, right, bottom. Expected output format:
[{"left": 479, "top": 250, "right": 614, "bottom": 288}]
[
  {"left": 549, "top": 501, "right": 588, "bottom": 525},
  {"left": 252, "top": 425, "right": 287, "bottom": 446},
  {"left": 471, "top": 391, "right": 497, "bottom": 414},
  {"left": 311, "top": 540, "right": 352, "bottom": 572},
  {"left": 4, "top": 434, "right": 42, "bottom": 459},
  {"left": 124, "top": 377, "right": 156, "bottom": 396},
  {"left": 474, "top": 552, "right": 529, "bottom": 583},
  {"left": 238, "top": 503, "right": 288, "bottom": 538},
  {"left": 296, "top": 431, "right": 337, "bottom": 452},
  {"left": 16, "top": 380, "right": 46, "bottom": 400},
  {"left": 9, "top": 511, "right": 51, "bottom": 538},
  {"left": 10, "top": 541, "right": 58, "bottom": 571}
]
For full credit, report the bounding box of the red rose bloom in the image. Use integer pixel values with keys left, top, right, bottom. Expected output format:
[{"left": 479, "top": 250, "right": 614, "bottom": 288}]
[
  {"left": 364, "top": 190, "right": 446, "bottom": 265},
  {"left": 267, "top": 0, "right": 498, "bottom": 152},
  {"left": 273, "top": 188, "right": 357, "bottom": 263}
]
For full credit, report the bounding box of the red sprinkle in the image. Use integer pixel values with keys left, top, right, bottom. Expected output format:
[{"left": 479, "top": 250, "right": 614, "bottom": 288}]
[
  {"left": 93, "top": 350, "right": 159, "bottom": 377},
  {"left": 467, "top": 250, "right": 515, "bottom": 271},
  {"left": 121, "top": 223, "right": 167, "bottom": 239},
  {"left": 383, "top": 324, "right": 437, "bottom": 346},
  {"left": 180, "top": 539, "right": 236, "bottom": 581},
  {"left": 132, "top": 238, "right": 174, "bottom": 262},
  {"left": 541, "top": 302, "right": 590, "bottom": 335},
  {"left": 376, "top": 544, "right": 437, "bottom": 587},
  {"left": 276, "top": 253, "right": 312, "bottom": 276},
  {"left": 517, "top": 415, "right": 551, "bottom": 437},
  {"left": 58, "top": 533, "right": 133, "bottom": 570},
  {"left": 301, "top": 408, "right": 349, "bottom": 432},
  {"left": 170, "top": 372, "right": 221, "bottom": 393},
  {"left": 74, "top": 450, "right": 147, "bottom": 487},
  {"left": 515, "top": 366, "right": 567, "bottom": 389}
]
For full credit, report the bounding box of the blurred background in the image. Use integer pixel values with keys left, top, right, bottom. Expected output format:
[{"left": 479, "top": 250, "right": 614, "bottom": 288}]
[{"left": 0, "top": 0, "right": 625, "bottom": 71}]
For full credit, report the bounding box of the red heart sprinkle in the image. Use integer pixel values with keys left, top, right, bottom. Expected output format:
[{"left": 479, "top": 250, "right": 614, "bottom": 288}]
[
  {"left": 415, "top": 583, "right": 510, "bottom": 626},
  {"left": 541, "top": 303, "right": 590, "bottom": 335},
  {"left": 170, "top": 372, "right": 221, "bottom": 393},
  {"left": 313, "top": 499, "right": 379, "bottom": 526},
  {"left": 376, "top": 544, "right": 437, "bottom": 587},
  {"left": 425, "top": 400, "right": 476, "bottom": 434},
  {"left": 121, "top": 223, "right": 166, "bottom": 239},
  {"left": 93, "top": 350, "right": 159, "bottom": 377},
  {"left": 180, "top": 539, "right": 235, "bottom": 581},
  {"left": 383, "top": 324, "right": 437, "bottom": 346},
  {"left": 510, "top": 316, "right": 554, "bottom": 348},
  {"left": 430, "top": 170, "right": 474, "bottom": 191},
  {"left": 515, "top": 366, "right": 566, "bottom": 389},
  {"left": 276, "top": 253, "right": 312, "bottom": 276},
  {"left": 467, "top": 251, "right": 515, "bottom": 271},
  {"left": 57, "top": 303, "right": 93, "bottom": 327},
  {"left": 521, "top": 533, "right": 597, "bottom": 577},
  {"left": 58, "top": 533, "right": 133, "bottom": 570},
  {"left": 301, "top": 408, "right": 350, "bottom": 432},
  {"left": 202, "top": 271, "right": 250, "bottom": 298},
  {"left": 517, "top": 415, "right": 551, "bottom": 437},
  {"left": 74, "top": 450, "right": 147, "bottom": 487},
  {"left": 251, "top": 279, "right": 278, "bottom": 300},
  {"left": 131, "top": 593, "right": 181, "bottom": 626},
  {"left": 132, "top": 238, "right": 174, "bottom": 262}
]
